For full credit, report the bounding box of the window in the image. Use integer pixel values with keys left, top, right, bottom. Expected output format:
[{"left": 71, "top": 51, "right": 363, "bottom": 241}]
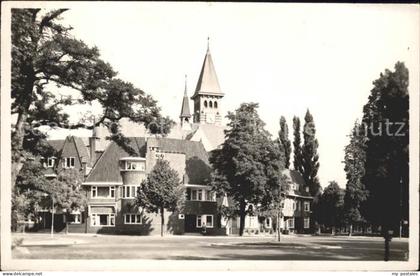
[
  {"left": 204, "top": 100, "right": 208, "bottom": 108},
  {"left": 296, "top": 201, "right": 301, "bottom": 211},
  {"left": 304, "top": 217, "right": 310, "bottom": 229},
  {"left": 47, "top": 157, "right": 55, "bottom": 167},
  {"left": 71, "top": 213, "right": 81, "bottom": 224},
  {"left": 196, "top": 215, "right": 213, "bottom": 228},
  {"left": 91, "top": 186, "right": 97, "bottom": 198},
  {"left": 304, "top": 201, "right": 310, "bottom": 211},
  {"left": 63, "top": 157, "right": 75, "bottom": 168},
  {"left": 280, "top": 201, "right": 285, "bottom": 209},
  {"left": 189, "top": 189, "right": 215, "bottom": 202},
  {"left": 124, "top": 213, "right": 142, "bottom": 224},
  {"left": 91, "top": 214, "right": 115, "bottom": 227},
  {"left": 209, "top": 101, "right": 213, "bottom": 108},
  {"left": 120, "top": 160, "right": 146, "bottom": 171},
  {"left": 288, "top": 218, "right": 295, "bottom": 229},
  {"left": 205, "top": 190, "right": 215, "bottom": 201},
  {"left": 214, "top": 101, "right": 218, "bottom": 108},
  {"left": 206, "top": 215, "right": 213, "bottom": 227},
  {"left": 91, "top": 186, "right": 116, "bottom": 198},
  {"left": 122, "top": 185, "right": 140, "bottom": 199}
]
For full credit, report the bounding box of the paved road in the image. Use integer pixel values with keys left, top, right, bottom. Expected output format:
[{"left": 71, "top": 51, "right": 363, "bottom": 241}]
[{"left": 12, "top": 233, "right": 408, "bottom": 260}]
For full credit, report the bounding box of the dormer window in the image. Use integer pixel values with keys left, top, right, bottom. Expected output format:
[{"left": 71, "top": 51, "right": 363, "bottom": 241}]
[
  {"left": 47, "top": 157, "right": 55, "bottom": 168},
  {"left": 63, "top": 157, "right": 75, "bottom": 168},
  {"left": 119, "top": 157, "right": 146, "bottom": 172}
]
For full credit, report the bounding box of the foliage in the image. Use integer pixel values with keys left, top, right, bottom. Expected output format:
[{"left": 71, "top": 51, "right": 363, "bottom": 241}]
[
  {"left": 315, "top": 181, "right": 345, "bottom": 229},
  {"left": 343, "top": 121, "right": 368, "bottom": 226},
  {"left": 361, "top": 62, "right": 409, "bottom": 232},
  {"left": 136, "top": 159, "right": 184, "bottom": 236},
  {"left": 42, "top": 169, "right": 87, "bottom": 213},
  {"left": 11, "top": 9, "right": 173, "bottom": 184},
  {"left": 301, "top": 109, "right": 321, "bottom": 196},
  {"left": 209, "top": 103, "right": 285, "bottom": 236},
  {"left": 278, "top": 116, "right": 292, "bottom": 169},
  {"left": 292, "top": 116, "right": 303, "bottom": 174}
]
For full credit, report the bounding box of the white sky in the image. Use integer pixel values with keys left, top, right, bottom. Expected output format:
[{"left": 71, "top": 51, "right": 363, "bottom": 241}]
[{"left": 47, "top": 3, "right": 418, "bottom": 188}]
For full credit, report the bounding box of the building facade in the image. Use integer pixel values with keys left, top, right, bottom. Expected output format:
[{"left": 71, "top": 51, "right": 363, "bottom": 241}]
[{"left": 36, "top": 42, "right": 313, "bottom": 236}]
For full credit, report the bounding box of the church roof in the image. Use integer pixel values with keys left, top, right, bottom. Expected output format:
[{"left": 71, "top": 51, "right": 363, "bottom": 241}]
[
  {"left": 191, "top": 46, "right": 223, "bottom": 99},
  {"left": 180, "top": 77, "right": 191, "bottom": 118}
]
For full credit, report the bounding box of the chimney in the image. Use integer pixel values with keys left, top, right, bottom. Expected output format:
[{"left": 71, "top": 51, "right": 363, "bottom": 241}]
[{"left": 89, "top": 122, "right": 99, "bottom": 167}]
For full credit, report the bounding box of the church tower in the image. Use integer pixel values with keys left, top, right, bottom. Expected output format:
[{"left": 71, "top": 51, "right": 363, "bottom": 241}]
[
  {"left": 180, "top": 75, "right": 191, "bottom": 128},
  {"left": 191, "top": 39, "right": 224, "bottom": 125}
]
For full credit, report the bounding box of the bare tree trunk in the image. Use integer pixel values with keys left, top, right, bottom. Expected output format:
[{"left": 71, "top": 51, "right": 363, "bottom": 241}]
[
  {"left": 349, "top": 224, "right": 353, "bottom": 236},
  {"left": 160, "top": 207, "right": 164, "bottom": 237},
  {"left": 239, "top": 199, "right": 246, "bottom": 237}
]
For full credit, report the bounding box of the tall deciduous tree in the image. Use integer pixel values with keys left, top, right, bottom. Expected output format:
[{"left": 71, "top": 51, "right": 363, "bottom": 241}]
[
  {"left": 42, "top": 169, "right": 87, "bottom": 234},
  {"left": 292, "top": 116, "right": 303, "bottom": 174},
  {"left": 278, "top": 116, "right": 292, "bottom": 169},
  {"left": 361, "top": 62, "right": 409, "bottom": 235},
  {"left": 302, "top": 109, "right": 321, "bottom": 196},
  {"left": 315, "top": 181, "right": 345, "bottom": 235},
  {"left": 209, "top": 103, "right": 284, "bottom": 236},
  {"left": 11, "top": 9, "right": 173, "bottom": 185},
  {"left": 136, "top": 159, "right": 184, "bottom": 236},
  {"left": 343, "top": 120, "right": 368, "bottom": 236}
]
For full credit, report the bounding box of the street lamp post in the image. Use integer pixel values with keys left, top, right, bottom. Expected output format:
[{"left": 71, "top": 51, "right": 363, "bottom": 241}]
[{"left": 50, "top": 195, "right": 54, "bottom": 238}]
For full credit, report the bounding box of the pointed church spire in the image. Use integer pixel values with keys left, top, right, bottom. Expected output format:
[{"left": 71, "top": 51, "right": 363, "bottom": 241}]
[
  {"left": 180, "top": 74, "right": 191, "bottom": 119},
  {"left": 191, "top": 39, "right": 223, "bottom": 99}
]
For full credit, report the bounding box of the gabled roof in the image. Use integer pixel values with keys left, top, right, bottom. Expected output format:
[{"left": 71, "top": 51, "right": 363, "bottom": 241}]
[
  {"left": 47, "top": 139, "right": 65, "bottom": 153},
  {"left": 186, "top": 123, "right": 226, "bottom": 151},
  {"left": 73, "top": 136, "right": 90, "bottom": 162},
  {"left": 85, "top": 137, "right": 146, "bottom": 183},
  {"left": 282, "top": 169, "right": 312, "bottom": 198},
  {"left": 191, "top": 46, "right": 223, "bottom": 99},
  {"left": 148, "top": 137, "right": 211, "bottom": 184}
]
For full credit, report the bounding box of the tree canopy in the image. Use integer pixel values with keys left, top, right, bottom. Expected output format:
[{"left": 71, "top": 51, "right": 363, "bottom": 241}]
[
  {"left": 278, "top": 116, "right": 292, "bottom": 169},
  {"left": 11, "top": 9, "right": 174, "bottom": 184},
  {"left": 136, "top": 159, "right": 183, "bottom": 236},
  {"left": 361, "top": 62, "right": 409, "bottom": 233},
  {"left": 209, "top": 103, "right": 285, "bottom": 236},
  {"left": 343, "top": 120, "right": 368, "bottom": 227}
]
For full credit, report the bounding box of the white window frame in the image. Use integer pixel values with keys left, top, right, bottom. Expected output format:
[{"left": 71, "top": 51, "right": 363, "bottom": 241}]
[
  {"left": 189, "top": 188, "right": 216, "bottom": 202},
  {"left": 288, "top": 218, "right": 295, "bottom": 229},
  {"left": 91, "top": 186, "right": 115, "bottom": 199},
  {"left": 91, "top": 186, "right": 97, "bottom": 198},
  {"left": 47, "top": 157, "right": 55, "bottom": 168},
  {"left": 121, "top": 160, "right": 145, "bottom": 172},
  {"left": 304, "top": 217, "right": 310, "bottom": 229},
  {"left": 122, "top": 185, "right": 140, "bottom": 199},
  {"left": 70, "top": 213, "right": 81, "bottom": 224},
  {"left": 63, "top": 157, "right": 75, "bottom": 168},
  {"left": 124, "top": 213, "right": 142, "bottom": 224},
  {"left": 196, "top": 215, "right": 214, "bottom": 228},
  {"left": 91, "top": 213, "right": 115, "bottom": 227},
  {"left": 110, "top": 186, "right": 115, "bottom": 198},
  {"left": 304, "top": 201, "right": 310, "bottom": 211}
]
